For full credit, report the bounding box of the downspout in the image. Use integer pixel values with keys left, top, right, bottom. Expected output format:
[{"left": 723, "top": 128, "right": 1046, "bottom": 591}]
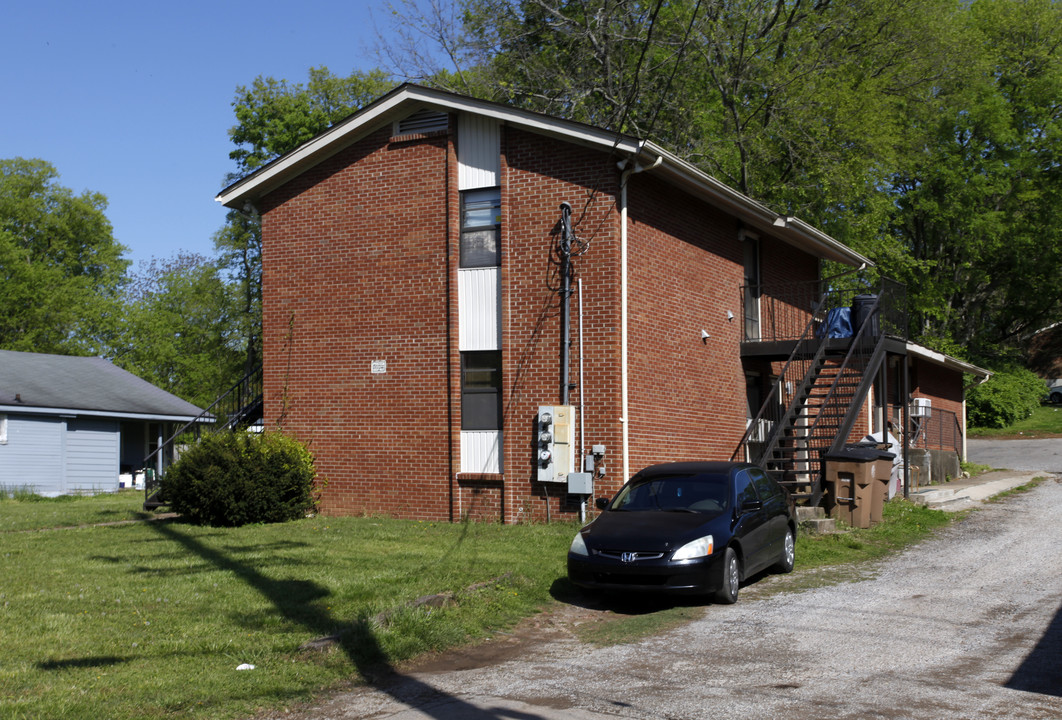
[{"left": 618, "top": 151, "right": 662, "bottom": 483}]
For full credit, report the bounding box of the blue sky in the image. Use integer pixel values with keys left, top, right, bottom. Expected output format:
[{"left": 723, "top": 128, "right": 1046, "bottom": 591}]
[{"left": 2, "top": 0, "right": 397, "bottom": 270}]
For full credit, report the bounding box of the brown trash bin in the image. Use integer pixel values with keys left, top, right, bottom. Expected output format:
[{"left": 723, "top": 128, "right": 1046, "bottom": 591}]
[
  {"left": 852, "top": 443, "right": 897, "bottom": 525},
  {"left": 822, "top": 446, "right": 881, "bottom": 529}
]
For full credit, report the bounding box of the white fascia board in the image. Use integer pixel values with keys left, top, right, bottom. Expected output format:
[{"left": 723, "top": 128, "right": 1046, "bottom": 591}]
[
  {"left": 636, "top": 142, "right": 779, "bottom": 226},
  {"left": 0, "top": 405, "right": 210, "bottom": 423},
  {"left": 776, "top": 216, "right": 874, "bottom": 267},
  {"left": 632, "top": 143, "right": 871, "bottom": 268},
  {"left": 217, "top": 84, "right": 641, "bottom": 209},
  {"left": 905, "top": 342, "right": 991, "bottom": 379}
]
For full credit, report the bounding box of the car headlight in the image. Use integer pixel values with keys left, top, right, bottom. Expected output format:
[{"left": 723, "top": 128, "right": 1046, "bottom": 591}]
[
  {"left": 672, "top": 535, "right": 713, "bottom": 561},
  {"left": 569, "top": 532, "right": 589, "bottom": 556}
]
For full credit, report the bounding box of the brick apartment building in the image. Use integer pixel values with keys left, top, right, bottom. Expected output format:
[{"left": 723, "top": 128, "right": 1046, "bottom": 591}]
[{"left": 216, "top": 84, "right": 981, "bottom": 522}]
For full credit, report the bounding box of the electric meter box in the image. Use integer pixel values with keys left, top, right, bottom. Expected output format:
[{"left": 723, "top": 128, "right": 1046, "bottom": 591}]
[{"left": 536, "top": 405, "right": 576, "bottom": 482}]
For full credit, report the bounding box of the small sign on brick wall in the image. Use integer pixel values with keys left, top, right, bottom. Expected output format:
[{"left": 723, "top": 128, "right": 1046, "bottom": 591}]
[{"left": 370, "top": 360, "right": 387, "bottom": 374}]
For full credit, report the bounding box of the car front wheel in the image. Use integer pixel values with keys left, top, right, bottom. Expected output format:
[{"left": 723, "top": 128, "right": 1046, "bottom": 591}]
[
  {"left": 715, "top": 547, "right": 740, "bottom": 604},
  {"left": 775, "top": 528, "right": 795, "bottom": 574}
]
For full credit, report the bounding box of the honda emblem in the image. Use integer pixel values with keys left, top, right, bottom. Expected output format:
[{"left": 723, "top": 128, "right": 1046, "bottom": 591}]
[{"left": 621, "top": 552, "right": 636, "bottom": 563}]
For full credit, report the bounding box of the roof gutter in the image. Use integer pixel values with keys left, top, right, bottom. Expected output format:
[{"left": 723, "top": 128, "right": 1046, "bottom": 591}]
[{"left": 0, "top": 405, "right": 211, "bottom": 423}]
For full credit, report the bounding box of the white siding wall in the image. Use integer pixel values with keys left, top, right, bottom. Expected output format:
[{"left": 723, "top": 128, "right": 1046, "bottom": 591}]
[
  {"left": 458, "top": 267, "right": 501, "bottom": 351},
  {"left": 461, "top": 430, "right": 502, "bottom": 474},
  {"left": 458, "top": 115, "right": 500, "bottom": 190}
]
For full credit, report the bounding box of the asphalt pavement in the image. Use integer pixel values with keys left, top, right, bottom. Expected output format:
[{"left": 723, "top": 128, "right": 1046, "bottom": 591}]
[{"left": 968, "top": 436, "right": 1062, "bottom": 473}]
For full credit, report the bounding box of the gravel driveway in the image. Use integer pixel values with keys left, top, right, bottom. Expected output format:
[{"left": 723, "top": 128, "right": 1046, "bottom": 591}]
[{"left": 264, "top": 475, "right": 1062, "bottom": 720}]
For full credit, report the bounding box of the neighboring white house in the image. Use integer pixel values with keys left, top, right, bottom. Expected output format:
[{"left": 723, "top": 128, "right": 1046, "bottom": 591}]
[{"left": 0, "top": 350, "right": 205, "bottom": 496}]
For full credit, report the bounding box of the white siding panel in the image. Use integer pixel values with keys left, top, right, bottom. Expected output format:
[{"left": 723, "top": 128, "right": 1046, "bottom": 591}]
[
  {"left": 459, "top": 267, "right": 501, "bottom": 351},
  {"left": 458, "top": 114, "right": 500, "bottom": 190},
  {"left": 461, "top": 430, "right": 502, "bottom": 473},
  {"left": 65, "top": 419, "right": 120, "bottom": 492},
  {"left": 0, "top": 415, "right": 64, "bottom": 495}
]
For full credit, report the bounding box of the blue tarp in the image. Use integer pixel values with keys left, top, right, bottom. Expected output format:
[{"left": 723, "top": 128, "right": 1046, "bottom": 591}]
[{"left": 818, "top": 307, "right": 853, "bottom": 339}]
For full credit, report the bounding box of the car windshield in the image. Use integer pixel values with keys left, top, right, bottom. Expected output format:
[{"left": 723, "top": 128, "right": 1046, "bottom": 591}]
[{"left": 610, "top": 473, "right": 730, "bottom": 513}]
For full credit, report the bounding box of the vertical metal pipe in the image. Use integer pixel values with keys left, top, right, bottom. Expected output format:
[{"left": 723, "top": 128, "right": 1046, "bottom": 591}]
[{"left": 579, "top": 277, "right": 586, "bottom": 522}]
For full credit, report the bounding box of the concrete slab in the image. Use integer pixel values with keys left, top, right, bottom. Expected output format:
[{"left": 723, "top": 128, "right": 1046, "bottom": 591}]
[{"left": 909, "top": 470, "right": 1049, "bottom": 511}]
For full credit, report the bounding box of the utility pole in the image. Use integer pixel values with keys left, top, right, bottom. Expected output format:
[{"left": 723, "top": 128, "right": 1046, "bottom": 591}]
[{"left": 559, "top": 202, "right": 574, "bottom": 406}]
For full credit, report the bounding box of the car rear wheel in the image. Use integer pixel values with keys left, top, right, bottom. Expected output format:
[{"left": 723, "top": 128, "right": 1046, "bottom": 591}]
[
  {"left": 775, "top": 528, "right": 795, "bottom": 574},
  {"left": 715, "top": 547, "right": 740, "bottom": 604},
  {"left": 1052, "top": 392, "right": 1062, "bottom": 404}
]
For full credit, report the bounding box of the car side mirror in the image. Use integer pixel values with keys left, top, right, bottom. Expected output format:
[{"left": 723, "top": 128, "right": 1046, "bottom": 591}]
[
  {"left": 595, "top": 497, "right": 610, "bottom": 510},
  {"left": 740, "top": 499, "right": 763, "bottom": 514}
]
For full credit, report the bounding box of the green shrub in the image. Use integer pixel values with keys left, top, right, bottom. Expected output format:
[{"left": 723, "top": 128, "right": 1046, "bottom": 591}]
[
  {"left": 967, "top": 367, "right": 1046, "bottom": 429},
  {"left": 161, "top": 431, "right": 317, "bottom": 526}
]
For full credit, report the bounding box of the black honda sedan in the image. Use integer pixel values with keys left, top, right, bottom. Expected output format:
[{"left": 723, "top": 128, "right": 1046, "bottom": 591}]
[{"left": 567, "top": 461, "right": 796, "bottom": 603}]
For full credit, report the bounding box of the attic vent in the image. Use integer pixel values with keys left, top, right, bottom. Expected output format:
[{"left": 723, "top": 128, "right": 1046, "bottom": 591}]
[{"left": 396, "top": 109, "right": 448, "bottom": 136}]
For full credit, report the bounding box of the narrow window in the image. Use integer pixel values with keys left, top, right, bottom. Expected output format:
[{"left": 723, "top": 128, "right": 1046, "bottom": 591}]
[
  {"left": 461, "top": 351, "right": 502, "bottom": 430},
  {"left": 460, "top": 188, "right": 501, "bottom": 268}
]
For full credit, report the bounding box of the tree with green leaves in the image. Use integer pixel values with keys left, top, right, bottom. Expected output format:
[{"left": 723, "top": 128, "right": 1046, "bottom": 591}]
[
  {"left": 112, "top": 253, "right": 244, "bottom": 409},
  {"left": 378, "top": 0, "right": 1062, "bottom": 365},
  {"left": 0, "top": 158, "right": 129, "bottom": 356},
  {"left": 213, "top": 208, "right": 262, "bottom": 376},
  {"left": 887, "top": 0, "right": 1062, "bottom": 362},
  {"left": 228, "top": 66, "right": 393, "bottom": 177},
  {"left": 218, "top": 66, "right": 393, "bottom": 379}
]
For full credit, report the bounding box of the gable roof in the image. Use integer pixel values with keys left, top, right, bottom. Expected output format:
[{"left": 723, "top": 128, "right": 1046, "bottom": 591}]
[
  {"left": 217, "top": 83, "right": 872, "bottom": 268},
  {"left": 0, "top": 350, "right": 205, "bottom": 421}
]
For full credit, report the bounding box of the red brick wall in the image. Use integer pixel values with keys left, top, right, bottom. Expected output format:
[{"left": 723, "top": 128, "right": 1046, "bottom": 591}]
[
  {"left": 493, "top": 128, "right": 624, "bottom": 521},
  {"left": 259, "top": 126, "right": 455, "bottom": 520},
  {"left": 257, "top": 117, "right": 834, "bottom": 522},
  {"left": 624, "top": 173, "right": 747, "bottom": 468},
  {"left": 911, "top": 357, "right": 964, "bottom": 419}
]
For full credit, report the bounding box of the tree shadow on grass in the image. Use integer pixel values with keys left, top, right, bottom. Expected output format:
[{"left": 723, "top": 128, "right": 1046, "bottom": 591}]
[
  {"left": 36, "top": 656, "right": 126, "bottom": 671},
  {"left": 143, "top": 516, "right": 548, "bottom": 719}
]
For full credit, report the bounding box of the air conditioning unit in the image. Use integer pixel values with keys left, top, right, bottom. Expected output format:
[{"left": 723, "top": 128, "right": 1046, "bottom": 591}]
[{"left": 911, "top": 397, "right": 932, "bottom": 418}]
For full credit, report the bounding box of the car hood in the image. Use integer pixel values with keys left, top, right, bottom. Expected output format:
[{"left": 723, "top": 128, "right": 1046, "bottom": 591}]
[{"left": 583, "top": 510, "right": 726, "bottom": 552}]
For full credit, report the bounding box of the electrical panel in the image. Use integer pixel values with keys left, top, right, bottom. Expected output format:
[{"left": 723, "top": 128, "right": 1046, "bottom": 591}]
[{"left": 537, "top": 405, "right": 575, "bottom": 482}]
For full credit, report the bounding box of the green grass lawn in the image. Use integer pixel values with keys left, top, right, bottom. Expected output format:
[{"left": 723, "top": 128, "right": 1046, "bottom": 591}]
[
  {"left": 969, "top": 403, "right": 1062, "bottom": 438},
  {"left": 0, "top": 489, "right": 151, "bottom": 532},
  {"left": 0, "top": 494, "right": 579, "bottom": 719}
]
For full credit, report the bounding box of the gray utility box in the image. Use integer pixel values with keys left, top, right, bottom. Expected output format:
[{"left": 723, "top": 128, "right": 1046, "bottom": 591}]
[{"left": 567, "top": 472, "right": 593, "bottom": 495}]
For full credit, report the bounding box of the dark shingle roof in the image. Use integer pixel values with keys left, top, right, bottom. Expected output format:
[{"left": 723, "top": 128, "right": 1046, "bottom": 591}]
[{"left": 0, "top": 350, "right": 204, "bottom": 419}]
